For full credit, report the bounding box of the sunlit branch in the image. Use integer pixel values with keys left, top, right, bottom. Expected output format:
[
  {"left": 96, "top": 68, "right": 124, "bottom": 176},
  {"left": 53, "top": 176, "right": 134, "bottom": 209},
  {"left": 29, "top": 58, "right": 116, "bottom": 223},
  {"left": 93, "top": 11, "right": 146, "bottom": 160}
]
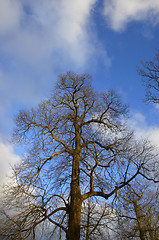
[
  {"left": 82, "top": 140, "right": 114, "bottom": 153},
  {"left": 82, "top": 168, "right": 141, "bottom": 201}
]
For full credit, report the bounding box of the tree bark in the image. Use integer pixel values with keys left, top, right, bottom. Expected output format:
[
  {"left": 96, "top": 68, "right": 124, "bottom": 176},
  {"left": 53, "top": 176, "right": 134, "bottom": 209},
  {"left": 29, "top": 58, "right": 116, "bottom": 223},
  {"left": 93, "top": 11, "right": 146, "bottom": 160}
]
[
  {"left": 67, "top": 154, "right": 82, "bottom": 240},
  {"left": 67, "top": 182, "right": 82, "bottom": 240},
  {"left": 133, "top": 201, "right": 145, "bottom": 240},
  {"left": 86, "top": 201, "right": 91, "bottom": 240},
  {"left": 67, "top": 121, "right": 82, "bottom": 240}
]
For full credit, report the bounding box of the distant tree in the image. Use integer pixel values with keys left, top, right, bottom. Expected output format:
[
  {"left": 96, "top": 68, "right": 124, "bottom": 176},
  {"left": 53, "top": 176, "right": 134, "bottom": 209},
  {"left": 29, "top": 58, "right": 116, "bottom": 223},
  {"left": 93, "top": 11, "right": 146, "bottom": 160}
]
[
  {"left": 138, "top": 49, "right": 159, "bottom": 104},
  {"left": 115, "top": 181, "right": 159, "bottom": 240},
  {"left": 81, "top": 198, "right": 116, "bottom": 240},
  {"left": 0, "top": 72, "right": 158, "bottom": 240}
]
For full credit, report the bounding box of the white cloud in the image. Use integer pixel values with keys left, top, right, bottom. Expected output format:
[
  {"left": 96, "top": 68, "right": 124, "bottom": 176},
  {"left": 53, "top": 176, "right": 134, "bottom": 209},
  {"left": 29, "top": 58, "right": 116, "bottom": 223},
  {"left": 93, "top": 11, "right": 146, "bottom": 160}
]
[
  {"left": 103, "top": 0, "right": 159, "bottom": 31},
  {"left": 0, "top": 0, "right": 102, "bottom": 68},
  {"left": 0, "top": 0, "right": 22, "bottom": 34},
  {"left": 128, "top": 112, "right": 159, "bottom": 149},
  {"left": 0, "top": 140, "right": 20, "bottom": 186},
  {"left": 0, "top": 0, "right": 112, "bottom": 137}
]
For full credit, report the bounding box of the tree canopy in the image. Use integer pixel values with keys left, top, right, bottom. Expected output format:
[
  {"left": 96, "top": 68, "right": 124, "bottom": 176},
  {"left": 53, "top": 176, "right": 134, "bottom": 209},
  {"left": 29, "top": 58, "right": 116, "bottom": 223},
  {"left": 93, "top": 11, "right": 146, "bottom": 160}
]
[{"left": 0, "top": 72, "right": 158, "bottom": 240}]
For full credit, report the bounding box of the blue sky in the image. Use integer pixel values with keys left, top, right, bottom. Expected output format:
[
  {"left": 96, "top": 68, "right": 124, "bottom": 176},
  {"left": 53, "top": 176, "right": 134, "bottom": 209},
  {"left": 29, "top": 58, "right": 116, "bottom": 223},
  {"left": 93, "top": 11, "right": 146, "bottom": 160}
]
[{"left": 0, "top": 0, "right": 159, "bottom": 183}]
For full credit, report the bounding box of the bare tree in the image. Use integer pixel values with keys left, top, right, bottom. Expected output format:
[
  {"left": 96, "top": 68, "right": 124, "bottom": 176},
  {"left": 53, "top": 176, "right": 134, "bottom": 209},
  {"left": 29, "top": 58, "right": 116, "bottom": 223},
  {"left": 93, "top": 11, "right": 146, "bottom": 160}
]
[
  {"left": 115, "top": 181, "right": 159, "bottom": 240},
  {"left": 0, "top": 72, "right": 158, "bottom": 240},
  {"left": 81, "top": 198, "right": 116, "bottom": 240},
  {"left": 138, "top": 49, "right": 159, "bottom": 103}
]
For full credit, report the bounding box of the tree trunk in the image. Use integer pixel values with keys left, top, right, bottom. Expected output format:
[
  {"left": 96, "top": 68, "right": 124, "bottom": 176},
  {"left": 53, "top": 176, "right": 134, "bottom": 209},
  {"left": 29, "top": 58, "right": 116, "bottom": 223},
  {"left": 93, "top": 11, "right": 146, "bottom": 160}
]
[
  {"left": 133, "top": 201, "right": 145, "bottom": 240},
  {"left": 67, "top": 183, "right": 82, "bottom": 240},
  {"left": 86, "top": 201, "right": 91, "bottom": 240},
  {"left": 67, "top": 145, "right": 82, "bottom": 240},
  {"left": 66, "top": 110, "right": 82, "bottom": 240}
]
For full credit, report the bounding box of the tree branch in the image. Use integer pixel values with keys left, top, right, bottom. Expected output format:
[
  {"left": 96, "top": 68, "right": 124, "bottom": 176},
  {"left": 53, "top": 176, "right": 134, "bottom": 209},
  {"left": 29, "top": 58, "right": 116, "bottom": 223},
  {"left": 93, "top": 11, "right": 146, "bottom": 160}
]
[
  {"left": 139, "top": 172, "right": 159, "bottom": 183},
  {"left": 82, "top": 169, "right": 141, "bottom": 201}
]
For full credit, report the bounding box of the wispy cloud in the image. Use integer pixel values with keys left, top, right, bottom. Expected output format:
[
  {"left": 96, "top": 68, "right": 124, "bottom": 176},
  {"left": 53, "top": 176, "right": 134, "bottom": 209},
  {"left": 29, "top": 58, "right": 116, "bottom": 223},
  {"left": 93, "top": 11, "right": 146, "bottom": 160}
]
[
  {"left": 0, "top": 0, "right": 22, "bottom": 34},
  {"left": 0, "top": 139, "right": 20, "bottom": 186},
  {"left": 103, "top": 0, "right": 159, "bottom": 31},
  {"left": 0, "top": 0, "right": 101, "bottom": 68},
  {"left": 1, "top": 0, "right": 159, "bottom": 185},
  {"left": 1, "top": 0, "right": 109, "bottom": 139},
  {"left": 128, "top": 112, "right": 159, "bottom": 149}
]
